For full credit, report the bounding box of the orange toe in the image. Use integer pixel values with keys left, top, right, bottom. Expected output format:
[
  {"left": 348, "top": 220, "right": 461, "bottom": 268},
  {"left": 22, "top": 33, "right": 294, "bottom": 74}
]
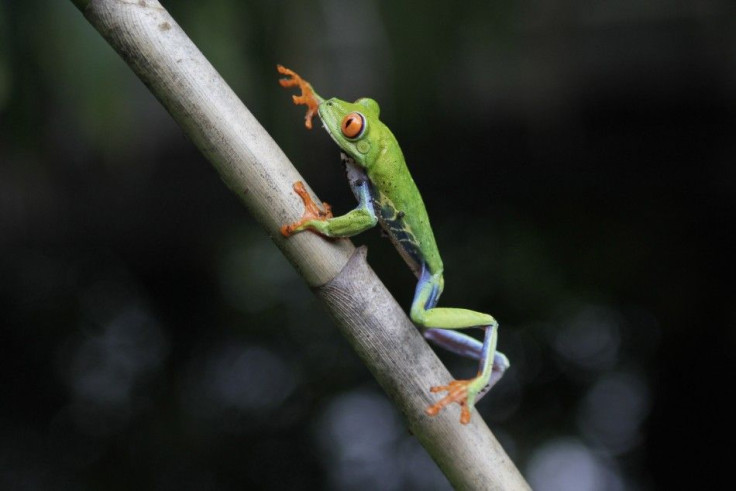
[
  {"left": 426, "top": 380, "right": 473, "bottom": 425},
  {"left": 281, "top": 181, "right": 333, "bottom": 237},
  {"left": 277, "top": 65, "right": 322, "bottom": 129}
]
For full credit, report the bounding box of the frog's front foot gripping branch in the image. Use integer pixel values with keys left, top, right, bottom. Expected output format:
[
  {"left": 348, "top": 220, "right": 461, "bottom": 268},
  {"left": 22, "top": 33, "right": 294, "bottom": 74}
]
[
  {"left": 280, "top": 182, "right": 333, "bottom": 237},
  {"left": 277, "top": 65, "right": 323, "bottom": 129}
]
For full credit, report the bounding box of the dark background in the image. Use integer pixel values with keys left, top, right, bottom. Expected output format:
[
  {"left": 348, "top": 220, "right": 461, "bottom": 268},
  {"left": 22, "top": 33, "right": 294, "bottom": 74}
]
[{"left": 1, "top": 1, "right": 734, "bottom": 489}]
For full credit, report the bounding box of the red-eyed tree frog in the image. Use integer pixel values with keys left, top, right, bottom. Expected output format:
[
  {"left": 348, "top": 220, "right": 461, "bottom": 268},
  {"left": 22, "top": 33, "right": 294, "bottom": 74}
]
[{"left": 277, "top": 65, "right": 509, "bottom": 425}]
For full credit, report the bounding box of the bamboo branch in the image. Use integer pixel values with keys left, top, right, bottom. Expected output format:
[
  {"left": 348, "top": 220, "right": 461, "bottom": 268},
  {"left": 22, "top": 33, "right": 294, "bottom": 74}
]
[{"left": 70, "top": 1, "right": 529, "bottom": 488}]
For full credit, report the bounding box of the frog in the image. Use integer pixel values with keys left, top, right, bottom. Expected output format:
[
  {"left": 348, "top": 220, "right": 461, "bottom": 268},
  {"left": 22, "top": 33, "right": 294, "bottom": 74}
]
[{"left": 277, "top": 65, "right": 509, "bottom": 424}]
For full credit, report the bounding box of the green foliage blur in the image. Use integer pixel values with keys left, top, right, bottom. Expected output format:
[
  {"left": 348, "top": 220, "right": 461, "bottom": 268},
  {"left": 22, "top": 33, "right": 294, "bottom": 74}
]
[{"left": 1, "top": 1, "right": 734, "bottom": 489}]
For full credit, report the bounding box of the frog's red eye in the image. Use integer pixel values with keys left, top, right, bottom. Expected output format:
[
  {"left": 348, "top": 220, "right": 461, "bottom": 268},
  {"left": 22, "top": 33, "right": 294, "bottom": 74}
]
[{"left": 341, "top": 112, "right": 365, "bottom": 139}]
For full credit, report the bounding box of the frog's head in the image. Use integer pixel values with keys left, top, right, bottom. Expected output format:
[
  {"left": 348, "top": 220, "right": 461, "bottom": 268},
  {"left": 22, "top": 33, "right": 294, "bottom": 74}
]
[{"left": 319, "top": 97, "right": 384, "bottom": 167}]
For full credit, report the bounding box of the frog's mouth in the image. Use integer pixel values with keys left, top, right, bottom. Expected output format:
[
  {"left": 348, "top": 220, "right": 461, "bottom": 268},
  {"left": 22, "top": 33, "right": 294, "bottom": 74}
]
[
  {"left": 320, "top": 118, "right": 337, "bottom": 141},
  {"left": 317, "top": 102, "right": 335, "bottom": 132},
  {"left": 318, "top": 113, "right": 343, "bottom": 148}
]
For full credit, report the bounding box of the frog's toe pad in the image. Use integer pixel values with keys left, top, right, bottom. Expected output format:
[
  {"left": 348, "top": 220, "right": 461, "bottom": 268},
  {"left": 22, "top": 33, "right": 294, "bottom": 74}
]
[{"left": 426, "top": 380, "right": 474, "bottom": 425}]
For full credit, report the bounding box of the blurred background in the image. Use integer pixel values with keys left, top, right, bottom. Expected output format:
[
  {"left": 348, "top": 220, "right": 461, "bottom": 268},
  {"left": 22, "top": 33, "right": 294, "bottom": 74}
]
[{"left": 1, "top": 0, "right": 734, "bottom": 489}]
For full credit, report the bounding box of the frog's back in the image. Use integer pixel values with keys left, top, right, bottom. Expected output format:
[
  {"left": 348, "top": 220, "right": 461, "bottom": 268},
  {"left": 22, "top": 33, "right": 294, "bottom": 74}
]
[{"left": 367, "top": 146, "right": 443, "bottom": 278}]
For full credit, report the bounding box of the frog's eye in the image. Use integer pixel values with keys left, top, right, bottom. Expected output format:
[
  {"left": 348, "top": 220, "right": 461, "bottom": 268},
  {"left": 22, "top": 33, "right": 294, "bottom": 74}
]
[{"left": 341, "top": 112, "right": 366, "bottom": 139}]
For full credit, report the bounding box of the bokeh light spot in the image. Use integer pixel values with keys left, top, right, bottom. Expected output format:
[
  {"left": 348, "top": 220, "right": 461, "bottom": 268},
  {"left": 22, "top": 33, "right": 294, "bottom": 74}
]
[
  {"left": 527, "top": 438, "right": 624, "bottom": 491},
  {"left": 554, "top": 305, "right": 621, "bottom": 371},
  {"left": 577, "top": 371, "right": 650, "bottom": 454}
]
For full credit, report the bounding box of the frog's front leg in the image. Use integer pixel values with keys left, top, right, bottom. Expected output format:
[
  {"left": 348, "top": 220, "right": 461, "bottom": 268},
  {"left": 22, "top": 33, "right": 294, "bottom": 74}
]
[
  {"left": 411, "top": 266, "right": 509, "bottom": 425},
  {"left": 281, "top": 180, "right": 377, "bottom": 238}
]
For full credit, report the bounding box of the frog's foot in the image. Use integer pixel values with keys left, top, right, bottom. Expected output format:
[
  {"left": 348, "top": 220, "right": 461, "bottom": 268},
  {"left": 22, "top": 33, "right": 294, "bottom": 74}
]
[
  {"left": 281, "top": 181, "right": 333, "bottom": 237},
  {"left": 426, "top": 377, "right": 486, "bottom": 425},
  {"left": 277, "top": 65, "right": 323, "bottom": 129}
]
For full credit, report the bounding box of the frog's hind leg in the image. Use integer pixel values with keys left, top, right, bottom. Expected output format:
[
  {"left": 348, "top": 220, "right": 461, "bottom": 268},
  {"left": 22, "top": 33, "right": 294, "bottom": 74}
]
[{"left": 410, "top": 265, "right": 509, "bottom": 424}]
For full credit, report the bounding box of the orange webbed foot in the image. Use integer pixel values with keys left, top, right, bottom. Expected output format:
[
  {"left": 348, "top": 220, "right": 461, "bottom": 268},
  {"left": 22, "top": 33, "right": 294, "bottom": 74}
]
[
  {"left": 426, "top": 379, "right": 475, "bottom": 425},
  {"left": 281, "top": 181, "right": 333, "bottom": 237},
  {"left": 277, "top": 65, "right": 323, "bottom": 129}
]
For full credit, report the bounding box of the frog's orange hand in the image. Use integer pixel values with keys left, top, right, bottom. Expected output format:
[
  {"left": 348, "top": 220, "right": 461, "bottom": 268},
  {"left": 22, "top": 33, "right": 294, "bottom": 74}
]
[
  {"left": 281, "top": 181, "right": 333, "bottom": 237},
  {"left": 277, "top": 65, "right": 323, "bottom": 130},
  {"left": 425, "top": 379, "right": 475, "bottom": 425}
]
